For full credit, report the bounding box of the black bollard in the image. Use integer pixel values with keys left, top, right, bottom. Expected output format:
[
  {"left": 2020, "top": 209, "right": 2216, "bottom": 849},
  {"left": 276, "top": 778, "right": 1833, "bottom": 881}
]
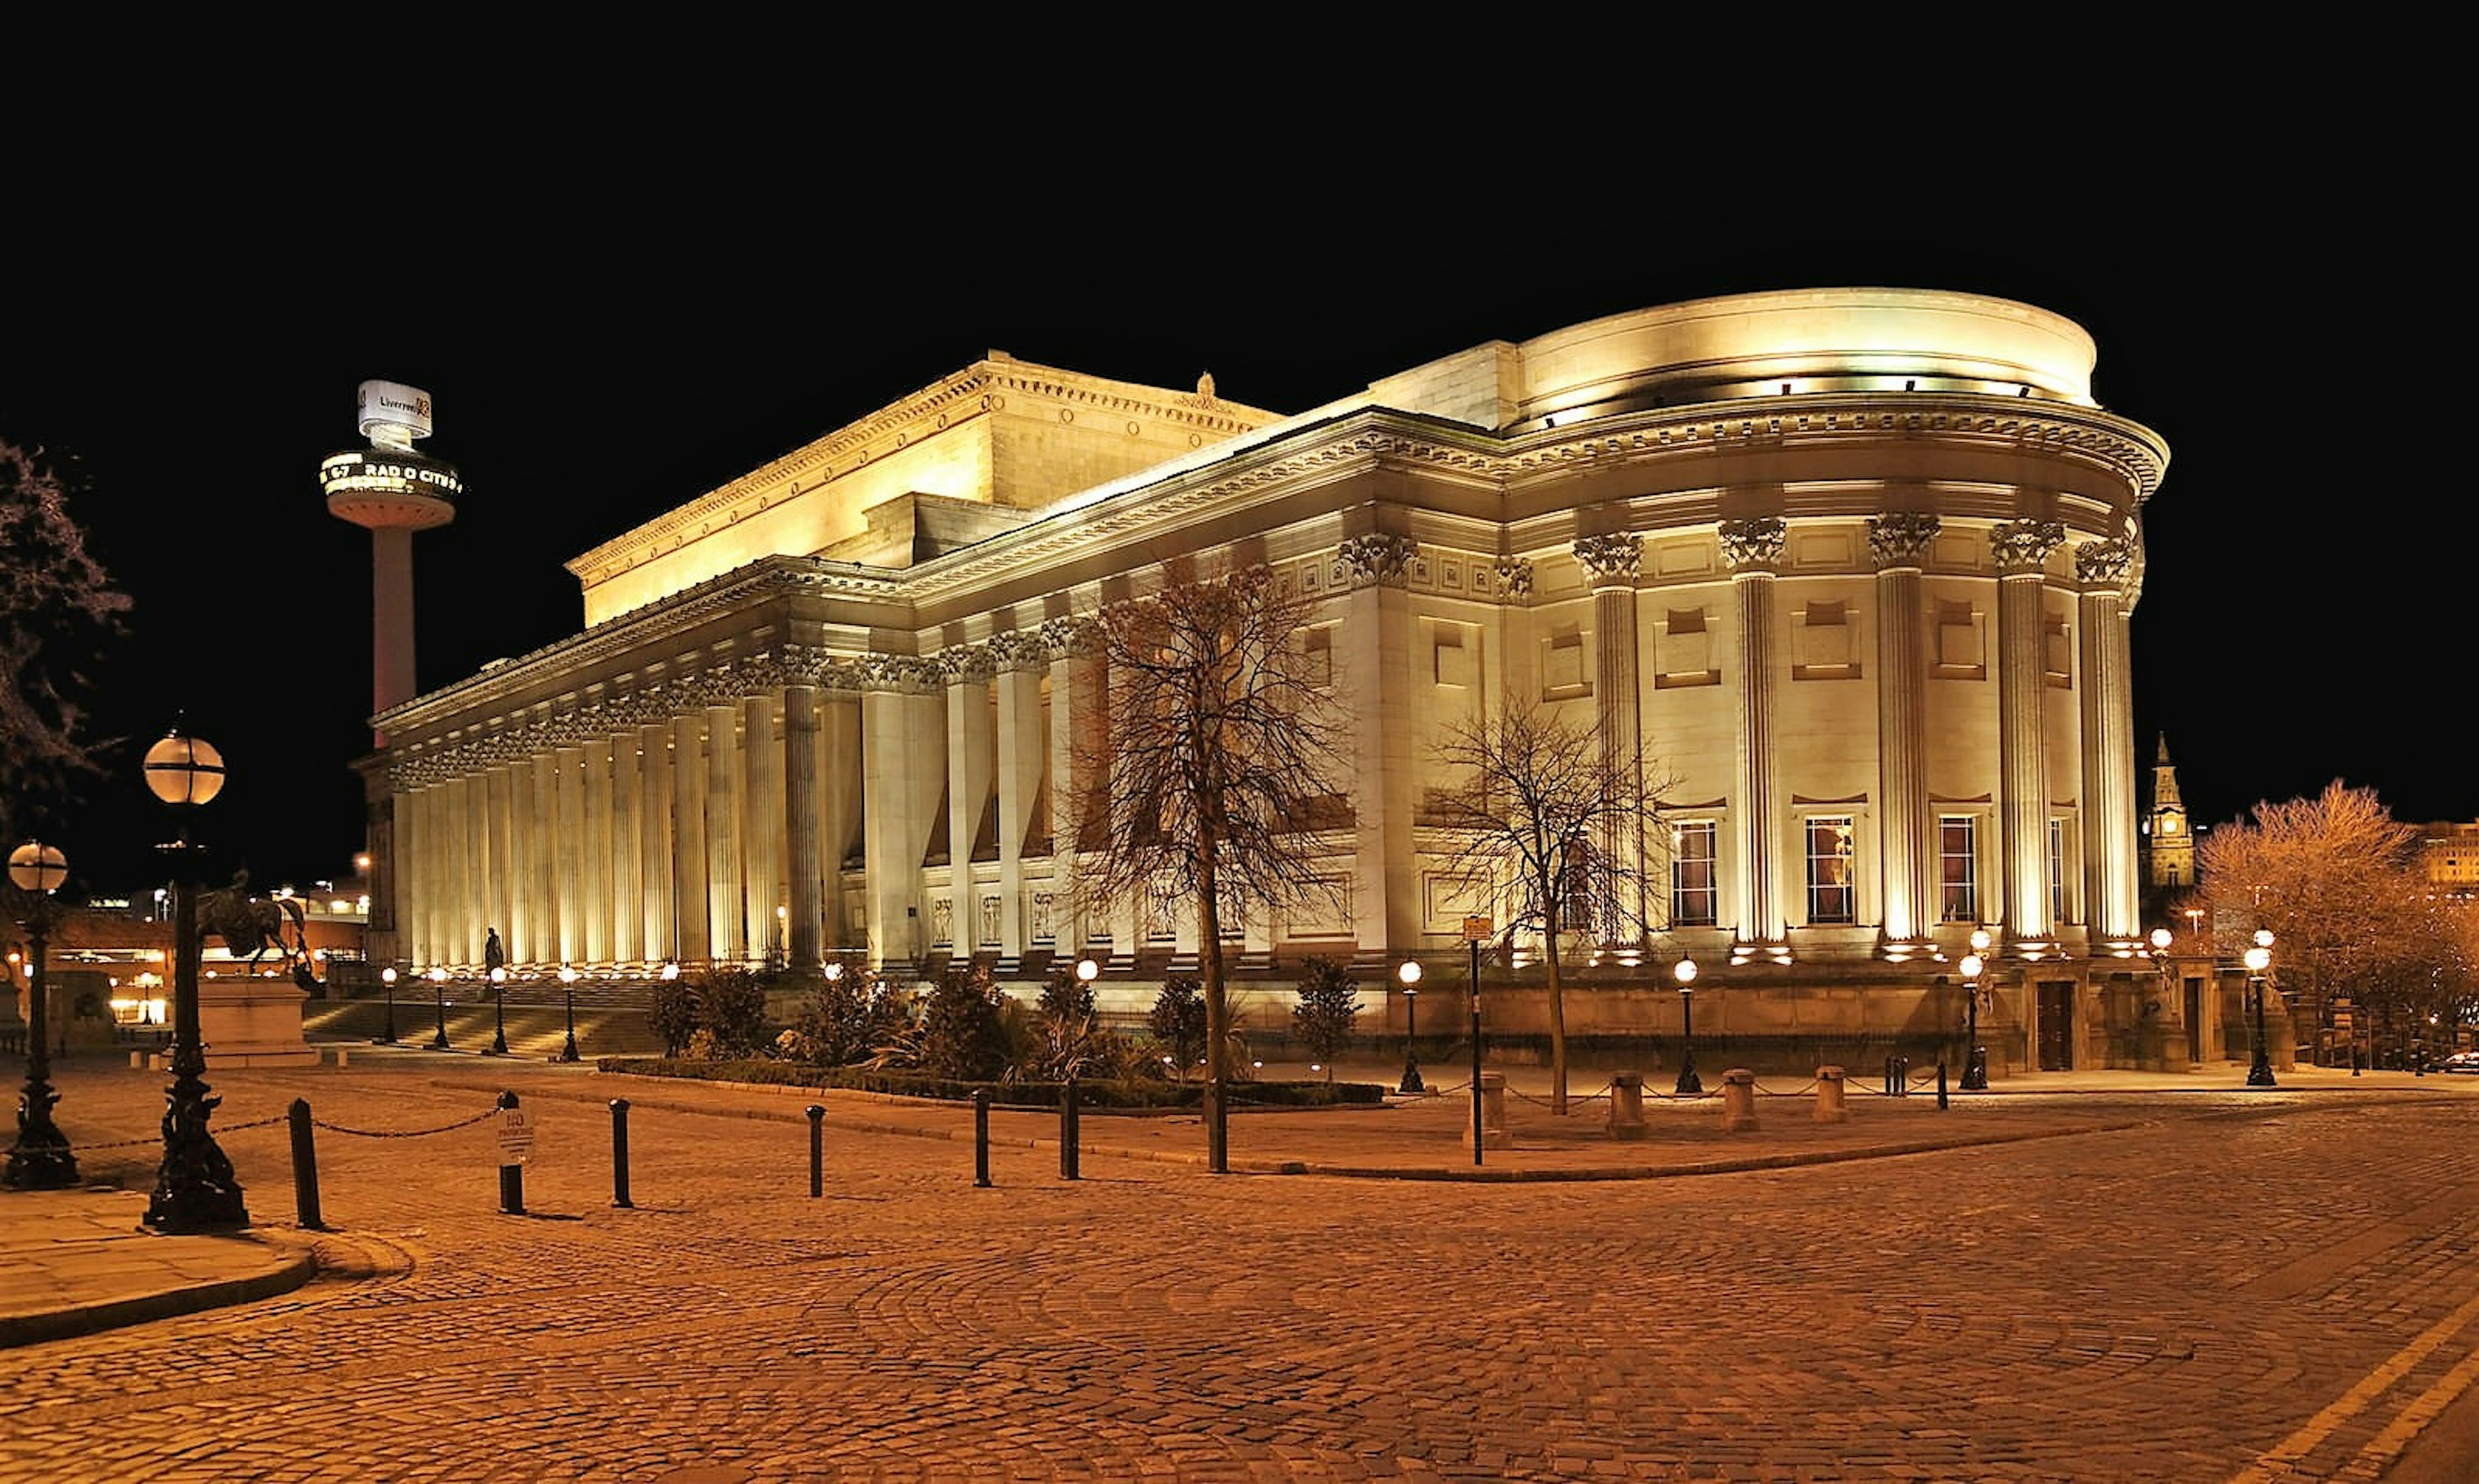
[
  {"left": 1897, "top": 1055, "right": 1910, "bottom": 1096},
  {"left": 496, "top": 1090, "right": 525, "bottom": 1215},
  {"left": 1206, "top": 1077, "right": 1228, "bottom": 1174},
  {"left": 973, "top": 1089, "right": 991, "bottom": 1188},
  {"left": 1060, "top": 1075, "right": 1081, "bottom": 1181},
  {"left": 609, "top": 1098, "right": 633, "bottom": 1209},
  {"left": 806, "top": 1104, "right": 825, "bottom": 1198},
  {"left": 288, "top": 1098, "right": 324, "bottom": 1231},
  {"left": 1935, "top": 1059, "right": 1949, "bottom": 1111}
]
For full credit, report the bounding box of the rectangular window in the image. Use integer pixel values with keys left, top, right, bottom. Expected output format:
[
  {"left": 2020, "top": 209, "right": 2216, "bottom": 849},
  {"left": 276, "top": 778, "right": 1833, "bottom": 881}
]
[
  {"left": 1805, "top": 815, "right": 1856, "bottom": 925},
  {"left": 1939, "top": 816, "right": 1978, "bottom": 923},
  {"left": 1672, "top": 821, "right": 1718, "bottom": 928},
  {"left": 2050, "top": 818, "right": 2068, "bottom": 924}
]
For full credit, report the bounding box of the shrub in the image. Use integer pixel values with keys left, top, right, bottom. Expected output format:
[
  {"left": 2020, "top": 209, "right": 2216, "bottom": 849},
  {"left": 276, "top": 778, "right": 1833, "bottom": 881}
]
[
  {"left": 695, "top": 964, "right": 773, "bottom": 1056},
  {"left": 649, "top": 975, "right": 699, "bottom": 1056},
  {"left": 915, "top": 964, "right": 1008, "bottom": 1082},
  {"left": 790, "top": 964, "right": 916, "bottom": 1066},
  {"left": 1149, "top": 974, "right": 1207, "bottom": 1082},
  {"left": 1291, "top": 957, "right": 1360, "bottom": 1083},
  {"left": 1032, "top": 961, "right": 1103, "bottom": 1080}
]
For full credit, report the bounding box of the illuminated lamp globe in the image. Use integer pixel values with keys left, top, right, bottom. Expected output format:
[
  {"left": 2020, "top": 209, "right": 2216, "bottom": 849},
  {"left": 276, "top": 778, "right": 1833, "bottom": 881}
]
[
  {"left": 2244, "top": 946, "right": 2271, "bottom": 974},
  {"left": 1398, "top": 961, "right": 1422, "bottom": 987},
  {"left": 143, "top": 729, "right": 227, "bottom": 808},
  {"left": 8, "top": 841, "right": 68, "bottom": 895},
  {"left": 1673, "top": 956, "right": 1699, "bottom": 987},
  {"left": 2149, "top": 927, "right": 2173, "bottom": 952}
]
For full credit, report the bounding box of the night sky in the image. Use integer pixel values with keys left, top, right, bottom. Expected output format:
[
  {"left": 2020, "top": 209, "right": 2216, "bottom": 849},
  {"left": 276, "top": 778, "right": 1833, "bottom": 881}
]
[{"left": 5, "top": 172, "right": 2460, "bottom": 893}]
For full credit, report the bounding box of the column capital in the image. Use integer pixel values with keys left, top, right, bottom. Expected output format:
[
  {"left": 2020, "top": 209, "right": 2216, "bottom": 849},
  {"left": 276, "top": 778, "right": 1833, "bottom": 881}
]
[
  {"left": 1493, "top": 557, "right": 1535, "bottom": 602},
  {"left": 1989, "top": 519, "right": 2066, "bottom": 574},
  {"left": 939, "top": 646, "right": 997, "bottom": 686},
  {"left": 1572, "top": 533, "right": 1642, "bottom": 587},
  {"left": 2074, "top": 536, "right": 2134, "bottom": 591},
  {"left": 1338, "top": 533, "right": 1416, "bottom": 588},
  {"left": 1038, "top": 614, "right": 1102, "bottom": 660},
  {"left": 1868, "top": 513, "right": 1941, "bottom": 569},
  {"left": 1719, "top": 518, "right": 1787, "bottom": 574}
]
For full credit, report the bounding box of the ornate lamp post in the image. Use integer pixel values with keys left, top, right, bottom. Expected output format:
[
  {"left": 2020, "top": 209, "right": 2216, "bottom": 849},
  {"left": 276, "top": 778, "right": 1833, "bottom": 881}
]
[
  {"left": 557, "top": 965, "right": 580, "bottom": 1062},
  {"left": 1959, "top": 934, "right": 1990, "bottom": 1091},
  {"left": 427, "top": 966, "right": 451, "bottom": 1050},
  {"left": 1397, "top": 960, "right": 1424, "bottom": 1094},
  {"left": 1673, "top": 953, "right": 1702, "bottom": 1095},
  {"left": 141, "top": 724, "right": 247, "bottom": 1232},
  {"left": 2246, "top": 932, "right": 2277, "bottom": 1088},
  {"left": 5, "top": 839, "right": 77, "bottom": 1189},
  {"left": 374, "top": 965, "right": 399, "bottom": 1045},
  {"left": 487, "top": 966, "right": 509, "bottom": 1055}
]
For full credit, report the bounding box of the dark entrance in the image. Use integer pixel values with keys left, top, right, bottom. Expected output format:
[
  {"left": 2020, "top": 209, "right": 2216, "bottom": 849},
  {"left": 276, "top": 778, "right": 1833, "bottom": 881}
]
[
  {"left": 2184, "top": 979, "right": 2203, "bottom": 1064},
  {"left": 2037, "top": 981, "right": 2075, "bottom": 1070}
]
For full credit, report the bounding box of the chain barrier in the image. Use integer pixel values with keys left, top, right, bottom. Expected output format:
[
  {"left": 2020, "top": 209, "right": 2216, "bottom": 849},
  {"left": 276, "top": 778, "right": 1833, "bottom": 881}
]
[{"left": 66, "top": 1104, "right": 495, "bottom": 1153}]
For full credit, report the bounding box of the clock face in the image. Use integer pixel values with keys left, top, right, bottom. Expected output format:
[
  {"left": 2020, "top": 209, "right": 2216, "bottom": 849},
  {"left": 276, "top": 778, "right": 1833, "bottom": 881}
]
[{"left": 2161, "top": 813, "right": 2183, "bottom": 836}]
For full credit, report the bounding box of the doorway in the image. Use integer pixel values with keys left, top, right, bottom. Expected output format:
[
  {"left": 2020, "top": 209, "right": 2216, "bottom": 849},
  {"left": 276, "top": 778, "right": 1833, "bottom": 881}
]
[{"left": 2037, "top": 981, "right": 2075, "bottom": 1070}]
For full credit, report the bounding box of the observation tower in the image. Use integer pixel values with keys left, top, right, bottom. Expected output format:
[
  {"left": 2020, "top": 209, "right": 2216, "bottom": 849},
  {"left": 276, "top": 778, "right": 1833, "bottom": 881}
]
[{"left": 320, "top": 381, "right": 460, "bottom": 747}]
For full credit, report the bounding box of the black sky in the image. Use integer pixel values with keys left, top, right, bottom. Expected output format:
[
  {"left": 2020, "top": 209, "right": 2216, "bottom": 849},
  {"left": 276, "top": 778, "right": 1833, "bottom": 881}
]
[{"left": 5, "top": 169, "right": 2464, "bottom": 892}]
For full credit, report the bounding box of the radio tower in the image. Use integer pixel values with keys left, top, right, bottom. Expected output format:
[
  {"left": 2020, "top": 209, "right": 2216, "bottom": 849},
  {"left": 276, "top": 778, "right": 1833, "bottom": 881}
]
[
  {"left": 322, "top": 381, "right": 460, "bottom": 972},
  {"left": 321, "top": 381, "right": 460, "bottom": 746}
]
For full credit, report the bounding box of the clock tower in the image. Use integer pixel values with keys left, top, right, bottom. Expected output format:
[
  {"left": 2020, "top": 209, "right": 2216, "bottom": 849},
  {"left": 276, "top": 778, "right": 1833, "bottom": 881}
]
[{"left": 2143, "top": 734, "right": 2196, "bottom": 894}]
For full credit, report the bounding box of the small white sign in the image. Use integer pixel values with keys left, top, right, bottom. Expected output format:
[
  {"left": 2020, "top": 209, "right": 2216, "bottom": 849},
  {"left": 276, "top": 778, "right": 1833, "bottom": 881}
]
[{"left": 496, "top": 1106, "right": 536, "bottom": 1166}]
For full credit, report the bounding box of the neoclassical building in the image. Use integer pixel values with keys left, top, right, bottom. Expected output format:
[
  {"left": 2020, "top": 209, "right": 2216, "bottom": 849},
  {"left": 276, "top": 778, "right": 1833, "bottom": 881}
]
[{"left": 362, "top": 287, "right": 2210, "bottom": 1073}]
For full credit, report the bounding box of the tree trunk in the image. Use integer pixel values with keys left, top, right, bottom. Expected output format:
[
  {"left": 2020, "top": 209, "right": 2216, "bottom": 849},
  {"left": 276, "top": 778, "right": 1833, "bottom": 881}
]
[{"left": 1544, "top": 919, "right": 1569, "bottom": 1115}]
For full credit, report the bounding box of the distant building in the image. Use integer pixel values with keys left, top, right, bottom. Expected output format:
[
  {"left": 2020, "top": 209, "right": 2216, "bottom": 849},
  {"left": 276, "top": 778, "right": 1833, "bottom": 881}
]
[
  {"left": 2416, "top": 822, "right": 2479, "bottom": 895},
  {"left": 365, "top": 287, "right": 2208, "bottom": 1073}
]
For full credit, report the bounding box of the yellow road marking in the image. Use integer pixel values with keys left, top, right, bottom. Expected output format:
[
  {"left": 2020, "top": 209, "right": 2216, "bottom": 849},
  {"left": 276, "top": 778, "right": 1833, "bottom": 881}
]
[{"left": 2229, "top": 1286, "right": 2479, "bottom": 1482}]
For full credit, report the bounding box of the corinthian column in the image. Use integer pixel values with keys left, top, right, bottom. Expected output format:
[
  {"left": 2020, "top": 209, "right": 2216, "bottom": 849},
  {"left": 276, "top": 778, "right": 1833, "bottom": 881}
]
[
  {"left": 1870, "top": 514, "right": 1939, "bottom": 951},
  {"left": 640, "top": 721, "right": 675, "bottom": 964},
  {"left": 1722, "top": 518, "right": 1788, "bottom": 956},
  {"left": 1573, "top": 534, "right": 1648, "bottom": 942},
  {"left": 1991, "top": 520, "right": 2065, "bottom": 948},
  {"left": 742, "top": 691, "right": 783, "bottom": 964},
  {"left": 609, "top": 726, "right": 642, "bottom": 966},
  {"left": 1341, "top": 534, "right": 1419, "bottom": 956},
  {"left": 580, "top": 738, "right": 612, "bottom": 964},
  {"left": 671, "top": 711, "right": 709, "bottom": 964},
  {"left": 782, "top": 684, "right": 824, "bottom": 973},
  {"left": 705, "top": 703, "right": 744, "bottom": 962},
  {"left": 2076, "top": 538, "right": 2140, "bottom": 945}
]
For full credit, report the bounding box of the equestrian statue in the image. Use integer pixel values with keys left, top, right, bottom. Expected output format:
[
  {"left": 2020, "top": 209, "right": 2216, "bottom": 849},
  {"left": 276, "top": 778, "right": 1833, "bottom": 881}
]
[{"left": 194, "top": 869, "right": 316, "bottom": 991}]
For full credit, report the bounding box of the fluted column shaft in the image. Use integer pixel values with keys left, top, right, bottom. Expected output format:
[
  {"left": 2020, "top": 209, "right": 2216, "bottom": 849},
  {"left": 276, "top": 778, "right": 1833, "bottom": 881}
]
[
  {"left": 581, "top": 740, "right": 612, "bottom": 964},
  {"left": 553, "top": 746, "right": 584, "bottom": 964},
  {"left": 1993, "top": 521, "right": 2063, "bottom": 945},
  {"left": 672, "top": 713, "right": 710, "bottom": 964},
  {"left": 640, "top": 722, "right": 676, "bottom": 962},
  {"left": 704, "top": 704, "right": 743, "bottom": 963},
  {"left": 946, "top": 664, "right": 995, "bottom": 955},
  {"left": 610, "top": 729, "right": 643, "bottom": 966},
  {"left": 995, "top": 659, "right": 1044, "bottom": 962},
  {"left": 742, "top": 693, "right": 783, "bottom": 964},
  {"left": 782, "top": 685, "right": 824, "bottom": 971},
  {"left": 531, "top": 751, "right": 562, "bottom": 968}
]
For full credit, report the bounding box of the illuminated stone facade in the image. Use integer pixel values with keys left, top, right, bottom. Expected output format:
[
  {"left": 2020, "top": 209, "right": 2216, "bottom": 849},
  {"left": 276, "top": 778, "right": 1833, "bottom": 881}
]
[{"left": 365, "top": 290, "right": 2199, "bottom": 1073}]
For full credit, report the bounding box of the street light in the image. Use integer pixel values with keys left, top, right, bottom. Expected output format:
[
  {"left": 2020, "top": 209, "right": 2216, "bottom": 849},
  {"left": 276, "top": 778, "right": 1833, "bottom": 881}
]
[
  {"left": 1673, "top": 954, "right": 1702, "bottom": 1095},
  {"left": 2246, "top": 931, "right": 2277, "bottom": 1088},
  {"left": 1959, "top": 933, "right": 1990, "bottom": 1091},
  {"left": 141, "top": 724, "right": 247, "bottom": 1232},
  {"left": 487, "top": 966, "right": 510, "bottom": 1055},
  {"left": 427, "top": 965, "right": 451, "bottom": 1050},
  {"left": 557, "top": 965, "right": 580, "bottom": 1063},
  {"left": 1397, "top": 960, "right": 1424, "bottom": 1094},
  {"left": 5, "top": 839, "right": 77, "bottom": 1189},
  {"left": 374, "top": 966, "right": 399, "bottom": 1045}
]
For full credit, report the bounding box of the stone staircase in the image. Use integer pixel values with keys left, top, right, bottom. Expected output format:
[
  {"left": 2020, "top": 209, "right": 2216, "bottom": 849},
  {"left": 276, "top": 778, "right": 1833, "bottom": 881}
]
[{"left": 303, "top": 993, "right": 669, "bottom": 1060}]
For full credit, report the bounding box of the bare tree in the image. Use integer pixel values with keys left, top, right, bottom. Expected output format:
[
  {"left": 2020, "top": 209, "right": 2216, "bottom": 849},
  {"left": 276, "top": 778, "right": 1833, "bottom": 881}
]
[
  {"left": 2199, "top": 779, "right": 2425, "bottom": 1047},
  {"left": 1065, "top": 556, "right": 1348, "bottom": 1169},
  {"left": 0, "top": 439, "right": 129, "bottom": 846},
  {"left": 1429, "top": 694, "right": 1673, "bottom": 1113}
]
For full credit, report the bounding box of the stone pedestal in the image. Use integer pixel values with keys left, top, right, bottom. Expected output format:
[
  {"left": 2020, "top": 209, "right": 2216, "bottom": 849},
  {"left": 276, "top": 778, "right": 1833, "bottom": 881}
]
[
  {"left": 1815, "top": 1065, "right": 1848, "bottom": 1123},
  {"left": 196, "top": 979, "right": 317, "bottom": 1068},
  {"left": 1607, "top": 1071, "right": 1647, "bottom": 1141},
  {"left": 1465, "top": 1070, "right": 1512, "bottom": 1152},
  {"left": 1722, "top": 1068, "right": 1759, "bottom": 1132}
]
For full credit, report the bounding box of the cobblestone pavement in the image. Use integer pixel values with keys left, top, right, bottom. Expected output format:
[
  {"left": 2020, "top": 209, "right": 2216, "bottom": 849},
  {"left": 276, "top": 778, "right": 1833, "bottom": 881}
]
[{"left": 6, "top": 1052, "right": 2479, "bottom": 1482}]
